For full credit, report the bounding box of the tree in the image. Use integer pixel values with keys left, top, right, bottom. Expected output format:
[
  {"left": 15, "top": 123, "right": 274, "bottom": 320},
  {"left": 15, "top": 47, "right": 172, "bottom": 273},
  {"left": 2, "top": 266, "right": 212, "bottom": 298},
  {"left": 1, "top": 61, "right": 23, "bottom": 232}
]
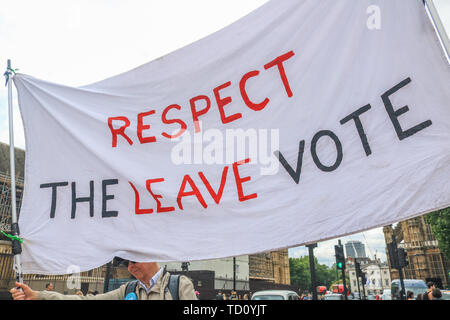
[
  {"left": 315, "top": 263, "right": 337, "bottom": 289},
  {"left": 425, "top": 207, "right": 450, "bottom": 260},
  {"left": 289, "top": 257, "right": 339, "bottom": 292},
  {"left": 289, "top": 256, "right": 310, "bottom": 291}
]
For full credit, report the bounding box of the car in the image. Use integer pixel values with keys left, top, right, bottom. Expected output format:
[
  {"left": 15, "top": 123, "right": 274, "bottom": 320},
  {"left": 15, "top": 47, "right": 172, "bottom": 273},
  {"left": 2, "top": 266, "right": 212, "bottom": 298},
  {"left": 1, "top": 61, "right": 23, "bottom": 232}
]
[
  {"left": 441, "top": 290, "right": 450, "bottom": 300},
  {"left": 322, "top": 293, "right": 344, "bottom": 300},
  {"left": 251, "top": 290, "right": 300, "bottom": 300},
  {"left": 381, "top": 289, "right": 391, "bottom": 300},
  {"left": 391, "top": 279, "right": 427, "bottom": 300},
  {"left": 352, "top": 292, "right": 361, "bottom": 300}
]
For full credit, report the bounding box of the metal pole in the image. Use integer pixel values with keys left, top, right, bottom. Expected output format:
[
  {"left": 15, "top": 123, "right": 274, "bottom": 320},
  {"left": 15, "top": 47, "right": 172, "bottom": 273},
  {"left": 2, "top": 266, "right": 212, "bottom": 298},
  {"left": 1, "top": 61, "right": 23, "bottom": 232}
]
[
  {"left": 6, "top": 60, "right": 23, "bottom": 286},
  {"left": 357, "top": 277, "right": 361, "bottom": 299},
  {"left": 307, "top": 243, "right": 318, "bottom": 300},
  {"left": 341, "top": 268, "right": 348, "bottom": 300},
  {"left": 398, "top": 267, "right": 406, "bottom": 300},
  {"left": 391, "top": 235, "right": 406, "bottom": 300},
  {"left": 338, "top": 240, "right": 348, "bottom": 300},
  {"left": 361, "top": 273, "right": 366, "bottom": 300},
  {"left": 424, "top": 0, "right": 450, "bottom": 59},
  {"left": 233, "top": 257, "right": 236, "bottom": 291},
  {"left": 350, "top": 241, "right": 360, "bottom": 299},
  {"left": 355, "top": 260, "right": 362, "bottom": 300},
  {"left": 103, "top": 262, "right": 111, "bottom": 293},
  {"left": 334, "top": 262, "right": 338, "bottom": 296}
]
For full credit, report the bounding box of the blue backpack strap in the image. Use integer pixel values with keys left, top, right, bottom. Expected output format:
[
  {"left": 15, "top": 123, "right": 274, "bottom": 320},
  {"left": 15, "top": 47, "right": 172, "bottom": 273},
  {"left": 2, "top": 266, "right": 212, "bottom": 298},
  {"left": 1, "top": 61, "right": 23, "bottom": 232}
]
[
  {"left": 164, "top": 274, "right": 180, "bottom": 300},
  {"left": 124, "top": 280, "right": 139, "bottom": 300}
]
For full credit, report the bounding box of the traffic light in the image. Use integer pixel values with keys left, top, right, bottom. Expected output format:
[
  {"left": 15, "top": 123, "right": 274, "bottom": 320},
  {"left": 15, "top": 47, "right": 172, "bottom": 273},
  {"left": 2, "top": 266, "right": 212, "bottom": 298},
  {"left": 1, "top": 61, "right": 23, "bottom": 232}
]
[
  {"left": 397, "top": 248, "right": 408, "bottom": 268},
  {"left": 355, "top": 261, "right": 362, "bottom": 277},
  {"left": 335, "top": 245, "right": 345, "bottom": 270},
  {"left": 361, "top": 272, "right": 367, "bottom": 286},
  {"left": 387, "top": 241, "right": 400, "bottom": 269}
]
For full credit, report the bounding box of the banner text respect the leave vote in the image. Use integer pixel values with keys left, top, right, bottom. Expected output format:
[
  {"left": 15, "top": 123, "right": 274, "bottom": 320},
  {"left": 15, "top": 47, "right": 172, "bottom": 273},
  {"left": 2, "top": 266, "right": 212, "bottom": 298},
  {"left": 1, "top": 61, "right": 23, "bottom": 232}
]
[
  {"left": 13, "top": 0, "right": 450, "bottom": 274},
  {"left": 39, "top": 71, "right": 432, "bottom": 219}
]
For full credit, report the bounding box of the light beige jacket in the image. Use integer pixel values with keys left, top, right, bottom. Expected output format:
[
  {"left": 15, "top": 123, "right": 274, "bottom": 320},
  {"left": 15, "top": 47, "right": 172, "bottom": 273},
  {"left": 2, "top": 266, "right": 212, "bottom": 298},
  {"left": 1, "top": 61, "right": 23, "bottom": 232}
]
[{"left": 39, "top": 272, "right": 197, "bottom": 300}]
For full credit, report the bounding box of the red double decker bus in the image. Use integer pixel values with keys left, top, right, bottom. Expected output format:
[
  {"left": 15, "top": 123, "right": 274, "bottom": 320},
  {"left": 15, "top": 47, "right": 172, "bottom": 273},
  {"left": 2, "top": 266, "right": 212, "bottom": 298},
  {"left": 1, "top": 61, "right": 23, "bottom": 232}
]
[
  {"left": 331, "top": 284, "right": 349, "bottom": 296},
  {"left": 316, "top": 286, "right": 327, "bottom": 295}
]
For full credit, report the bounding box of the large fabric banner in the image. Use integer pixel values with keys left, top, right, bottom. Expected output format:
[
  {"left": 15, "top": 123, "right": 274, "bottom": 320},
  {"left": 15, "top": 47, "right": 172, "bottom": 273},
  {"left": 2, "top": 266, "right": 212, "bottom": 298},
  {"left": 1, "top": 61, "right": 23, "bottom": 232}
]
[{"left": 14, "top": 0, "right": 450, "bottom": 274}]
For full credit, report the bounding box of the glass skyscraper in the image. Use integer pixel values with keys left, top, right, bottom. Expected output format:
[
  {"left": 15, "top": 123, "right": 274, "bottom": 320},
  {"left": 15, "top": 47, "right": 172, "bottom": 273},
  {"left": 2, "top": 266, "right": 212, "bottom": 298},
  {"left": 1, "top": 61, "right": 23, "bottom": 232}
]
[{"left": 345, "top": 240, "right": 366, "bottom": 258}]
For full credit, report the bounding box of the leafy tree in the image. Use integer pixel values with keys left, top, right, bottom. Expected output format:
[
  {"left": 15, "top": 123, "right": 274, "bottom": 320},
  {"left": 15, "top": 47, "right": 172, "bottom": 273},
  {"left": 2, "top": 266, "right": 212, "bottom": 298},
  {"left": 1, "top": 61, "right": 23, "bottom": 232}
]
[
  {"left": 425, "top": 207, "right": 450, "bottom": 260},
  {"left": 289, "top": 257, "right": 341, "bottom": 292},
  {"left": 289, "top": 256, "right": 310, "bottom": 291},
  {"left": 316, "top": 263, "right": 337, "bottom": 289}
]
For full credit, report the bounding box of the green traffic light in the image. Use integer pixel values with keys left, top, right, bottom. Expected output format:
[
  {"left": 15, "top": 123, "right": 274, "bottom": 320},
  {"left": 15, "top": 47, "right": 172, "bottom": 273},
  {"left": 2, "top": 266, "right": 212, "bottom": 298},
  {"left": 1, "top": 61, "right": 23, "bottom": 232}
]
[{"left": 337, "top": 262, "right": 343, "bottom": 269}]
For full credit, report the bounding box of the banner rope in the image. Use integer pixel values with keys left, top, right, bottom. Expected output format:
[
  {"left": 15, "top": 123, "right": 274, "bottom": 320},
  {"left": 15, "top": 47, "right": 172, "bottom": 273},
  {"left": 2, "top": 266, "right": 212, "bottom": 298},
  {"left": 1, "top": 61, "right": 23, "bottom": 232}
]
[{"left": 1, "top": 230, "right": 23, "bottom": 243}]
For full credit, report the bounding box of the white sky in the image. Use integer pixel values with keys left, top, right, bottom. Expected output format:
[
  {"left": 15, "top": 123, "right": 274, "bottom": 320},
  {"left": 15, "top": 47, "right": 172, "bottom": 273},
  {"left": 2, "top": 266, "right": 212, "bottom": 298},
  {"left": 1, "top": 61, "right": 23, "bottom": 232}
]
[{"left": 0, "top": 0, "right": 449, "bottom": 267}]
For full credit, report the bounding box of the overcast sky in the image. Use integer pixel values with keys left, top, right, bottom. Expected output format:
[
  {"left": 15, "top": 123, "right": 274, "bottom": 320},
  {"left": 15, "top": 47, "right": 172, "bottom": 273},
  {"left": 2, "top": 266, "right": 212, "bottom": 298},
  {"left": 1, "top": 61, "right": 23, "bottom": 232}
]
[{"left": 1, "top": 0, "right": 449, "bottom": 267}]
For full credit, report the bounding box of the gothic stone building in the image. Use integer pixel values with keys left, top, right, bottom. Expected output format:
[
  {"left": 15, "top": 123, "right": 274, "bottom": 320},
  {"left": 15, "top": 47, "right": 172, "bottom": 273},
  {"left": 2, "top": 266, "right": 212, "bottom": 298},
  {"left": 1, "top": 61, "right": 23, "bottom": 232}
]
[
  {"left": 248, "top": 249, "right": 292, "bottom": 292},
  {"left": 383, "top": 216, "right": 449, "bottom": 288}
]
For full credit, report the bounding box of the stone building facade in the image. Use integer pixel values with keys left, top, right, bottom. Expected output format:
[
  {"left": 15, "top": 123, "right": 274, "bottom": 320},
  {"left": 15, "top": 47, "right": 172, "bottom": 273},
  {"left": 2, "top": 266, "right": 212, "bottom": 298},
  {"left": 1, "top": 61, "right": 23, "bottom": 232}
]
[
  {"left": 383, "top": 216, "right": 449, "bottom": 288},
  {"left": 346, "top": 257, "right": 391, "bottom": 295},
  {"left": 248, "top": 249, "right": 290, "bottom": 285}
]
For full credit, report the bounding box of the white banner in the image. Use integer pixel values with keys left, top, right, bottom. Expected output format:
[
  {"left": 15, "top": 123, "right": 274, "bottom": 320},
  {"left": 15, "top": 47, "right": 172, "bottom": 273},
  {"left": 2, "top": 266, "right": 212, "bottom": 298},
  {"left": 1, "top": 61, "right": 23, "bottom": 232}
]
[{"left": 14, "top": 0, "right": 450, "bottom": 274}]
